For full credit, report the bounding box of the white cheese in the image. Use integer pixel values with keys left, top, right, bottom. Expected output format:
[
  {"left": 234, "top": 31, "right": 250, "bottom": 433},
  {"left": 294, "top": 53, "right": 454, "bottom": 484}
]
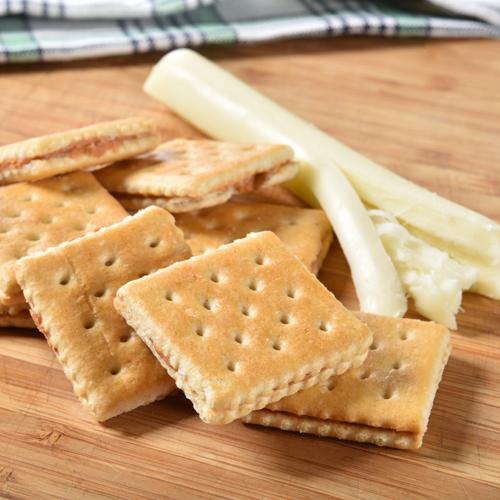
[
  {"left": 409, "top": 227, "right": 500, "bottom": 300},
  {"left": 369, "top": 210, "right": 478, "bottom": 328}
]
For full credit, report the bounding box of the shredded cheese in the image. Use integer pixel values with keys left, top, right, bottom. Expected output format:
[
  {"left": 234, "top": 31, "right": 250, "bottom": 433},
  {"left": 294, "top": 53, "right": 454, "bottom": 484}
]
[{"left": 369, "top": 210, "right": 478, "bottom": 328}]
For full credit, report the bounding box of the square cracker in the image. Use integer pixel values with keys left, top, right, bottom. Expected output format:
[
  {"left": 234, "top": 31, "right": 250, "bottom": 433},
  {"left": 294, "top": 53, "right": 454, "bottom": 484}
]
[
  {"left": 0, "top": 171, "right": 127, "bottom": 308},
  {"left": 115, "top": 231, "right": 371, "bottom": 425},
  {"left": 0, "top": 117, "right": 160, "bottom": 184},
  {"left": 243, "top": 313, "right": 451, "bottom": 449},
  {"left": 96, "top": 139, "right": 297, "bottom": 210},
  {"left": 174, "top": 202, "right": 333, "bottom": 275},
  {"left": 15, "top": 206, "right": 191, "bottom": 421}
]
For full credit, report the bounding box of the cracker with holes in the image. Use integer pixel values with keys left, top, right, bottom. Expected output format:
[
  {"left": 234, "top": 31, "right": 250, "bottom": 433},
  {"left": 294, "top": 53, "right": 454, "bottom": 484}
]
[
  {"left": 15, "top": 206, "right": 191, "bottom": 421},
  {"left": 96, "top": 139, "right": 298, "bottom": 213},
  {"left": 243, "top": 313, "right": 451, "bottom": 449},
  {"left": 0, "top": 171, "right": 126, "bottom": 308},
  {"left": 175, "top": 202, "right": 332, "bottom": 275},
  {"left": 115, "top": 231, "right": 371, "bottom": 425},
  {"left": 0, "top": 117, "right": 160, "bottom": 184}
]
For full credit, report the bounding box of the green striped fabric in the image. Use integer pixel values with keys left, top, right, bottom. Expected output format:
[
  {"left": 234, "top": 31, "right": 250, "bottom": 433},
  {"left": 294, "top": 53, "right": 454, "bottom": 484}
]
[{"left": 0, "top": 0, "right": 499, "bottom": 63}]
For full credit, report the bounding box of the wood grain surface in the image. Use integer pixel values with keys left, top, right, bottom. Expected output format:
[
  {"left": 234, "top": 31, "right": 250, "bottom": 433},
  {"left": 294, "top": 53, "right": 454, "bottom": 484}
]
[{"left": 1, "top": 38, "right": 499, "bottom": 499}]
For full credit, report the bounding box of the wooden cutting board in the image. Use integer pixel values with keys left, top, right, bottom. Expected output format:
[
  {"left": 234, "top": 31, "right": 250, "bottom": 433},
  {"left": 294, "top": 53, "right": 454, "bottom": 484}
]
[{"left": 1, "top": 38, "right": 499, "bottom": 499}]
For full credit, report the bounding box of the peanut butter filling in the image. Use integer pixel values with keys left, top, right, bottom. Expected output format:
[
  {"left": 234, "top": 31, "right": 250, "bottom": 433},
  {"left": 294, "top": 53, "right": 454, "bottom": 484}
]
[
  {"left": 117, "top": 161, "right": 292, "bottom": 204},
  {"left": 1, "top": 133, "right": 151, "bottom": 171}
]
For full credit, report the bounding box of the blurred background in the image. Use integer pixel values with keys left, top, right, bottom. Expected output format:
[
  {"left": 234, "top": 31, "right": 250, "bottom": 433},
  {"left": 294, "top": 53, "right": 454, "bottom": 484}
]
[{"left": 0, "top": 0, "right": 499, "bottom": 63}]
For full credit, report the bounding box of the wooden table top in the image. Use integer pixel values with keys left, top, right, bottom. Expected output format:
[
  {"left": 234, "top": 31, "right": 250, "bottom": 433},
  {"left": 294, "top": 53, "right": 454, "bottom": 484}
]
[{"left": 1, "top": 38, "right": 499, "bottom": 499}]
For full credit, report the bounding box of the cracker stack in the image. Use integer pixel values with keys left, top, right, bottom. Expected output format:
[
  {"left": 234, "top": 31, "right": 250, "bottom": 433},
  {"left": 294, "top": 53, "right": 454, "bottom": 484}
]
[
  {"left": 115, "top": 231, "right": 371, "bottom": 424},
  {"left": 243, "top": 313, "right": 451, "bottom": 449},
  {"left": 0, "top": 117, "right": 160, "bottom": 184},
  {"left": 96, "top": 139, "right": 299, "bottom": 212},
  {"left": 1, "top": 117, "right": 451, "bottom": 450}
]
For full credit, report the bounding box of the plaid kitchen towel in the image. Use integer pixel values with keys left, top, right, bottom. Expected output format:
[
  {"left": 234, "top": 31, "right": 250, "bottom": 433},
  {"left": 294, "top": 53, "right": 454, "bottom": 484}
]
[
  {"left": 0, "top": 0, "right": 216, "bottom": 19},
  {"left": 428, "top": 0, "right": 500, "bottom": 26},
  {"left": 1, "top": 0, "right": 499, "bottom": 63}
]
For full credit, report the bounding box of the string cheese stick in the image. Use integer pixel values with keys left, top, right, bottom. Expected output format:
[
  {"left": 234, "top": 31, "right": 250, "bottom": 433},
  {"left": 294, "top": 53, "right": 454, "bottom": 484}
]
[
  {"left": 144, "top": 49, "right": 406, "bottom": 317},
  {"left": 145, "top": 49, "right": 500, "bottom": 270}
]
